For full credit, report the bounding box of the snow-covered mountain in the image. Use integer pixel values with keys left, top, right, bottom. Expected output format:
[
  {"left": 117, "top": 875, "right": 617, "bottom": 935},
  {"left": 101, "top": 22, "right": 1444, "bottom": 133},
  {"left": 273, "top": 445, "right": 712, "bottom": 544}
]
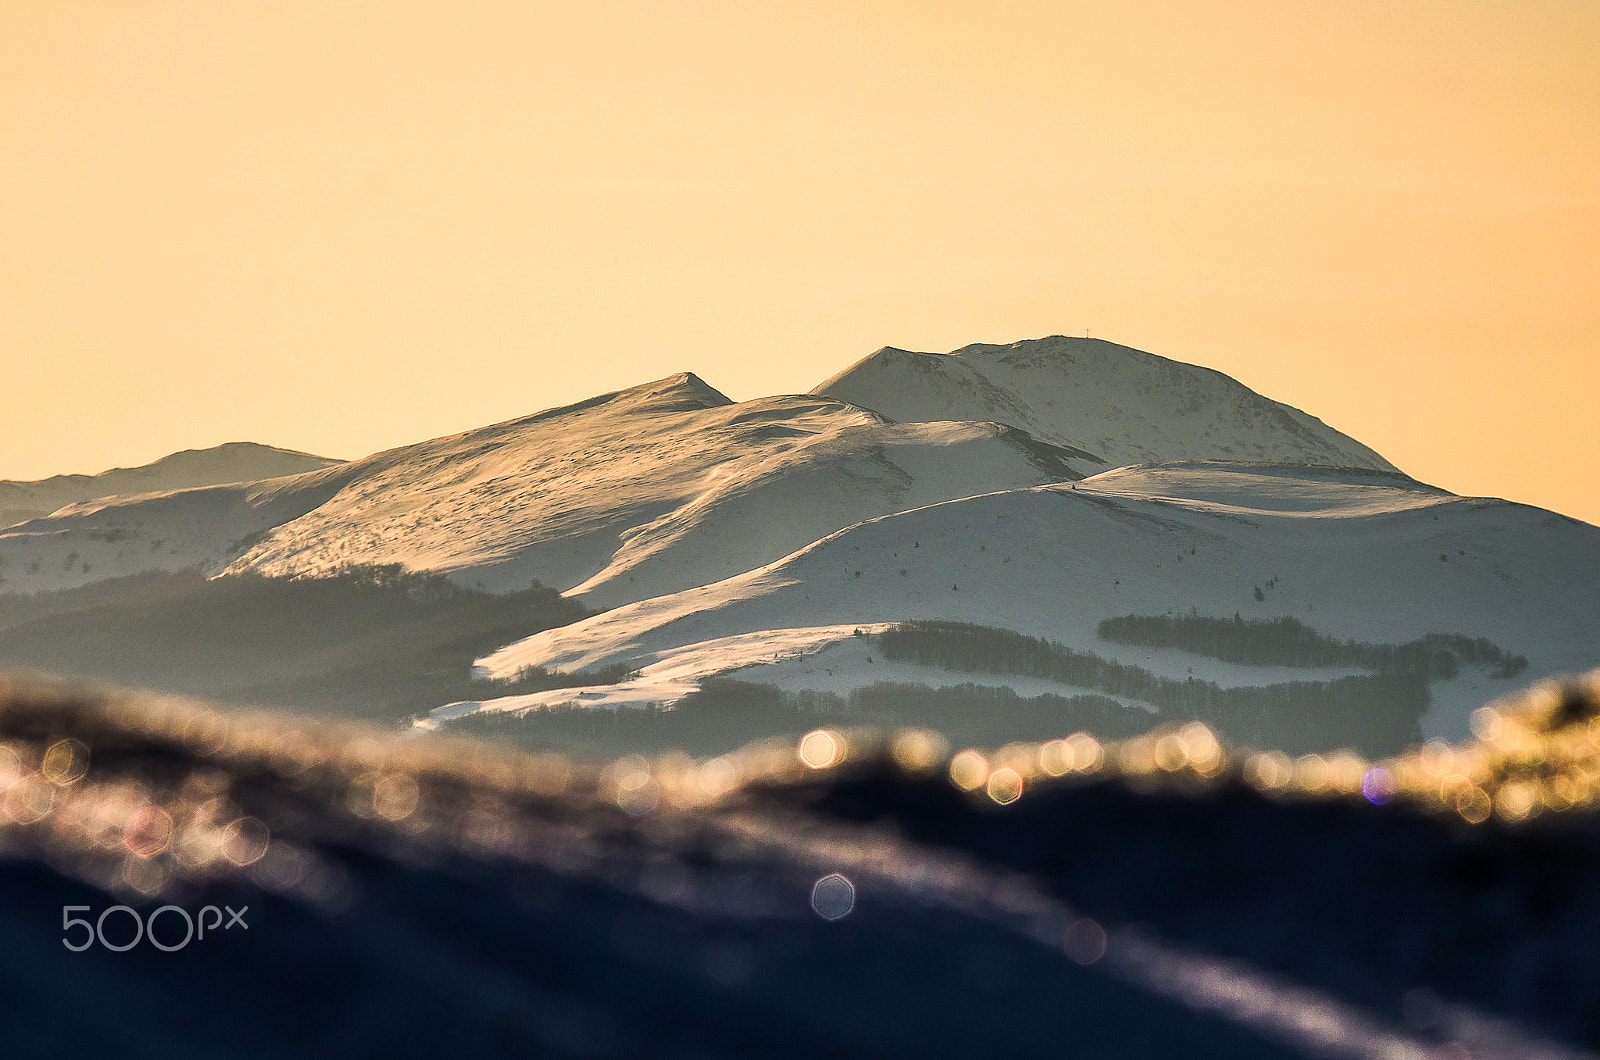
[
  {"left": 0, "top": 338, "right": 1400, "bottom": 599},
  {"left": 447, "top": 462, "right": 1600, "bottom": 742},
  {"left": 5, "top": 335, "right": 1593, "bottom": 751},
  {"left": 0, "top": 442, "right": 340, "bottom": 529},
  {"left": 812, "top": 336, "right": 1398, "bottom": 472},
  {"left": 0, "top": 373, "right": 1093, "bottom": 600}
]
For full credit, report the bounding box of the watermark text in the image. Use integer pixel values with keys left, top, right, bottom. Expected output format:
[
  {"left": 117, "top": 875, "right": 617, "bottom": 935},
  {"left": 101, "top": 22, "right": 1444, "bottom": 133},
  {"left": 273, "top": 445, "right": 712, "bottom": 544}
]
[{"left": 62, "top": 904, "right": 248, "bottom": 952}]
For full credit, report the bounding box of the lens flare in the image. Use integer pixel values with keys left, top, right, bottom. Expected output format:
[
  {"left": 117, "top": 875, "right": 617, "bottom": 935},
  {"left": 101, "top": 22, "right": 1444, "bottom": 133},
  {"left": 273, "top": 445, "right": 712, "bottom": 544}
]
[
  {"left": 123, "top": 804, "right": 174, "bottom": 858},
  {"left": 1455, "top": 787, "right": 1492, "bottom": 824},
  {"left": 811, "top": 873, "right": 855, "bottom": 920},
  {"left": 1361, "top": 767, "right": 1397, "bottom": 805},
  {"left": 1065, "top": 733, "right": 1103, "bottom": 773},
  {"left": 0, "top": 745, "right": 22, "bottom": 791},
  {"left": 1153, "top": 734, "right": 1188, "bottom": 773},
  {"left": 1293, "top": 754, "right": 1330, "bottom": 793},
  {"left": 372, "top": 773, "right": 420, "bottom": 821},
  {"left": 986, "top": 767, "right": 1023, "bottom": 805},
  {"left": 1493, "top": 781, "right": 1538, "bottom": 823},
  {"left": 615, "top": 768, "right": 661, "bottom": 816},
  {"left": 1178, "top": 723, "right": 1223, "bottom": 777},
  {"left": 891, "top": 729, "right": 947, "bottom": 773},
  {"left": 949, "top": 750, "right": 989, "bottom": 791},
  {"left": 1063, "top": 918, "right": 1107, "bottom": 965},
  {"left": 1038, "top": 739, "right": 1071, "bottom": 777},
  {"left": 41, "top": 739, "right": 89, "bottom": 786},
  {"left": 697, "top": 757, "right": 740, "bottom": 798},
  {"left": 4, "top": 775, "right": 54, "bottom": 823},
  {"left": 1246, "top": 752, "right": 1293, "bottom": 792},
  {"left": 221, "top": 816, "right": 270, "bottom": 866},
  {"left": 798, "top": 729, "right": 841, "bottom": 770}
]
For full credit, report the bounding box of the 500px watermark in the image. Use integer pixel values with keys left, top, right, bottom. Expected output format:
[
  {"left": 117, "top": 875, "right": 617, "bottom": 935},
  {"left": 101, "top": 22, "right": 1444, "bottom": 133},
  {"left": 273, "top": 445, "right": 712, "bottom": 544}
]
[{"left": 62, "top": 904, "right": 248, "bottom": 952}]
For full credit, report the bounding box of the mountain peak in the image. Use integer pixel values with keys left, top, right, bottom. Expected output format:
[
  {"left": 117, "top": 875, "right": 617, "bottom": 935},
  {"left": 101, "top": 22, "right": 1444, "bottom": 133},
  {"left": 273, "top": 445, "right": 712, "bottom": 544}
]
[
  {"left": 954, "top": 334, "right": 1177, "bottom": 367},
  {"left": 620, "top": 371, "right": 733, "bottom": 412},
  {"left": 504, "top": 371, "right": 732, "bottom": 431},
  {"left": 812, "top": 335, "right": 1399, "bottom": 473},
  {"left": 139, "top": 441, "right": 341, "bottom": 473}
]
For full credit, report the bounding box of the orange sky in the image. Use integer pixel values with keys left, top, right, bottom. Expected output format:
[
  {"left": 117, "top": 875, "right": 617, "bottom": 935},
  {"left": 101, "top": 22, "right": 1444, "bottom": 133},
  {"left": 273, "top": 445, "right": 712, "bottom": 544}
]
[{"left": 3, "top": 2, "right": 1596, "bottom": 523}]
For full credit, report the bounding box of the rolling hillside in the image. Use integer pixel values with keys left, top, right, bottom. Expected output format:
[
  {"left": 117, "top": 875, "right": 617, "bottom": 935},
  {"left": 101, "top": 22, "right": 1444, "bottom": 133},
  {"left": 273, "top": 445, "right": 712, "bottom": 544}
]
[{"left": 449, "top": 462, "right": 1600, "bottom": 746}]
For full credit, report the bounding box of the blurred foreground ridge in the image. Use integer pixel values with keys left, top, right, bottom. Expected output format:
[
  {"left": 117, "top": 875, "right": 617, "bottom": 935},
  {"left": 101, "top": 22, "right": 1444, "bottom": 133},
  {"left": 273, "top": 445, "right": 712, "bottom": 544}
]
[{"left": 1, "top": 670, "right": 1599, "bottom": 1058}]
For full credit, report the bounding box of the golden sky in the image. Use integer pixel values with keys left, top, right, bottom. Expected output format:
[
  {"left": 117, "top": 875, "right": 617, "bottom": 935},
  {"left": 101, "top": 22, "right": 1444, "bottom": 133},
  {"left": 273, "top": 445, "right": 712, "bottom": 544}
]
[{"left": 4, "top": 2, "right": 1596, "bottom": 523}]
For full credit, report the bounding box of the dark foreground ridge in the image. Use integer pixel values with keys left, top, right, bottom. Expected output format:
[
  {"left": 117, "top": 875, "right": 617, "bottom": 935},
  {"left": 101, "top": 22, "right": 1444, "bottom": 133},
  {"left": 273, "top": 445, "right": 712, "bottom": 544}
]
[{"left": 0, "top": 672, "right": 1597, "bottom": 1058}]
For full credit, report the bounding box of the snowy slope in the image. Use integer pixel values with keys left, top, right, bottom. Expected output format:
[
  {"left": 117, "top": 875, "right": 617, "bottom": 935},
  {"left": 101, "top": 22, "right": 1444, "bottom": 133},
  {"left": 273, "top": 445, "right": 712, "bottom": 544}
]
[
  {"left": 0, "top": 442, "right": 341, "bottom": 528},
  {"left": 456, "top": 462, "right": 1600, "bottom": 741},
  {"left": 812, "top": 337, "right": 1398, "bottom": 472},
  {"left": 0, "top": 465, "right": 364, "bottom": 594},
  {"left": 0, "top": 373, "right": 1092, "bottom": 599},
  {"left": 227, "top": 374, "right": 1096, "bottom": 605}
]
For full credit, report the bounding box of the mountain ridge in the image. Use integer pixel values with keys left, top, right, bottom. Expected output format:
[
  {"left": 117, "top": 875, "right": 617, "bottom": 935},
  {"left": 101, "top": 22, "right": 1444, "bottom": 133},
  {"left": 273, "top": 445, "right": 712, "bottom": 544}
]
[
  {"left": 0, "top": 441, "right": 341, "bottom": 529},
  {"left": 0, "top": 373, "right": 1094, "bottom": 599}
]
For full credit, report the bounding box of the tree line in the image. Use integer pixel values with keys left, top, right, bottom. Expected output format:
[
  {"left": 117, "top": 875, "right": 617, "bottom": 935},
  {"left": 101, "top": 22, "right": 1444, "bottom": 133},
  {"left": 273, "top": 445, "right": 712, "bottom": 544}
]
[
  {"left": 876, "top": 620, "right": 1429, "bottom": 755},
  {"left": 1096, "top": 613, "right": 1527, "bottom": 680},
  {"left": 0, "top": 565, "right": 602, "bottom": 723},
  {"left": 447, "top": 678, "right": 1149, "bottom": 760}
]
